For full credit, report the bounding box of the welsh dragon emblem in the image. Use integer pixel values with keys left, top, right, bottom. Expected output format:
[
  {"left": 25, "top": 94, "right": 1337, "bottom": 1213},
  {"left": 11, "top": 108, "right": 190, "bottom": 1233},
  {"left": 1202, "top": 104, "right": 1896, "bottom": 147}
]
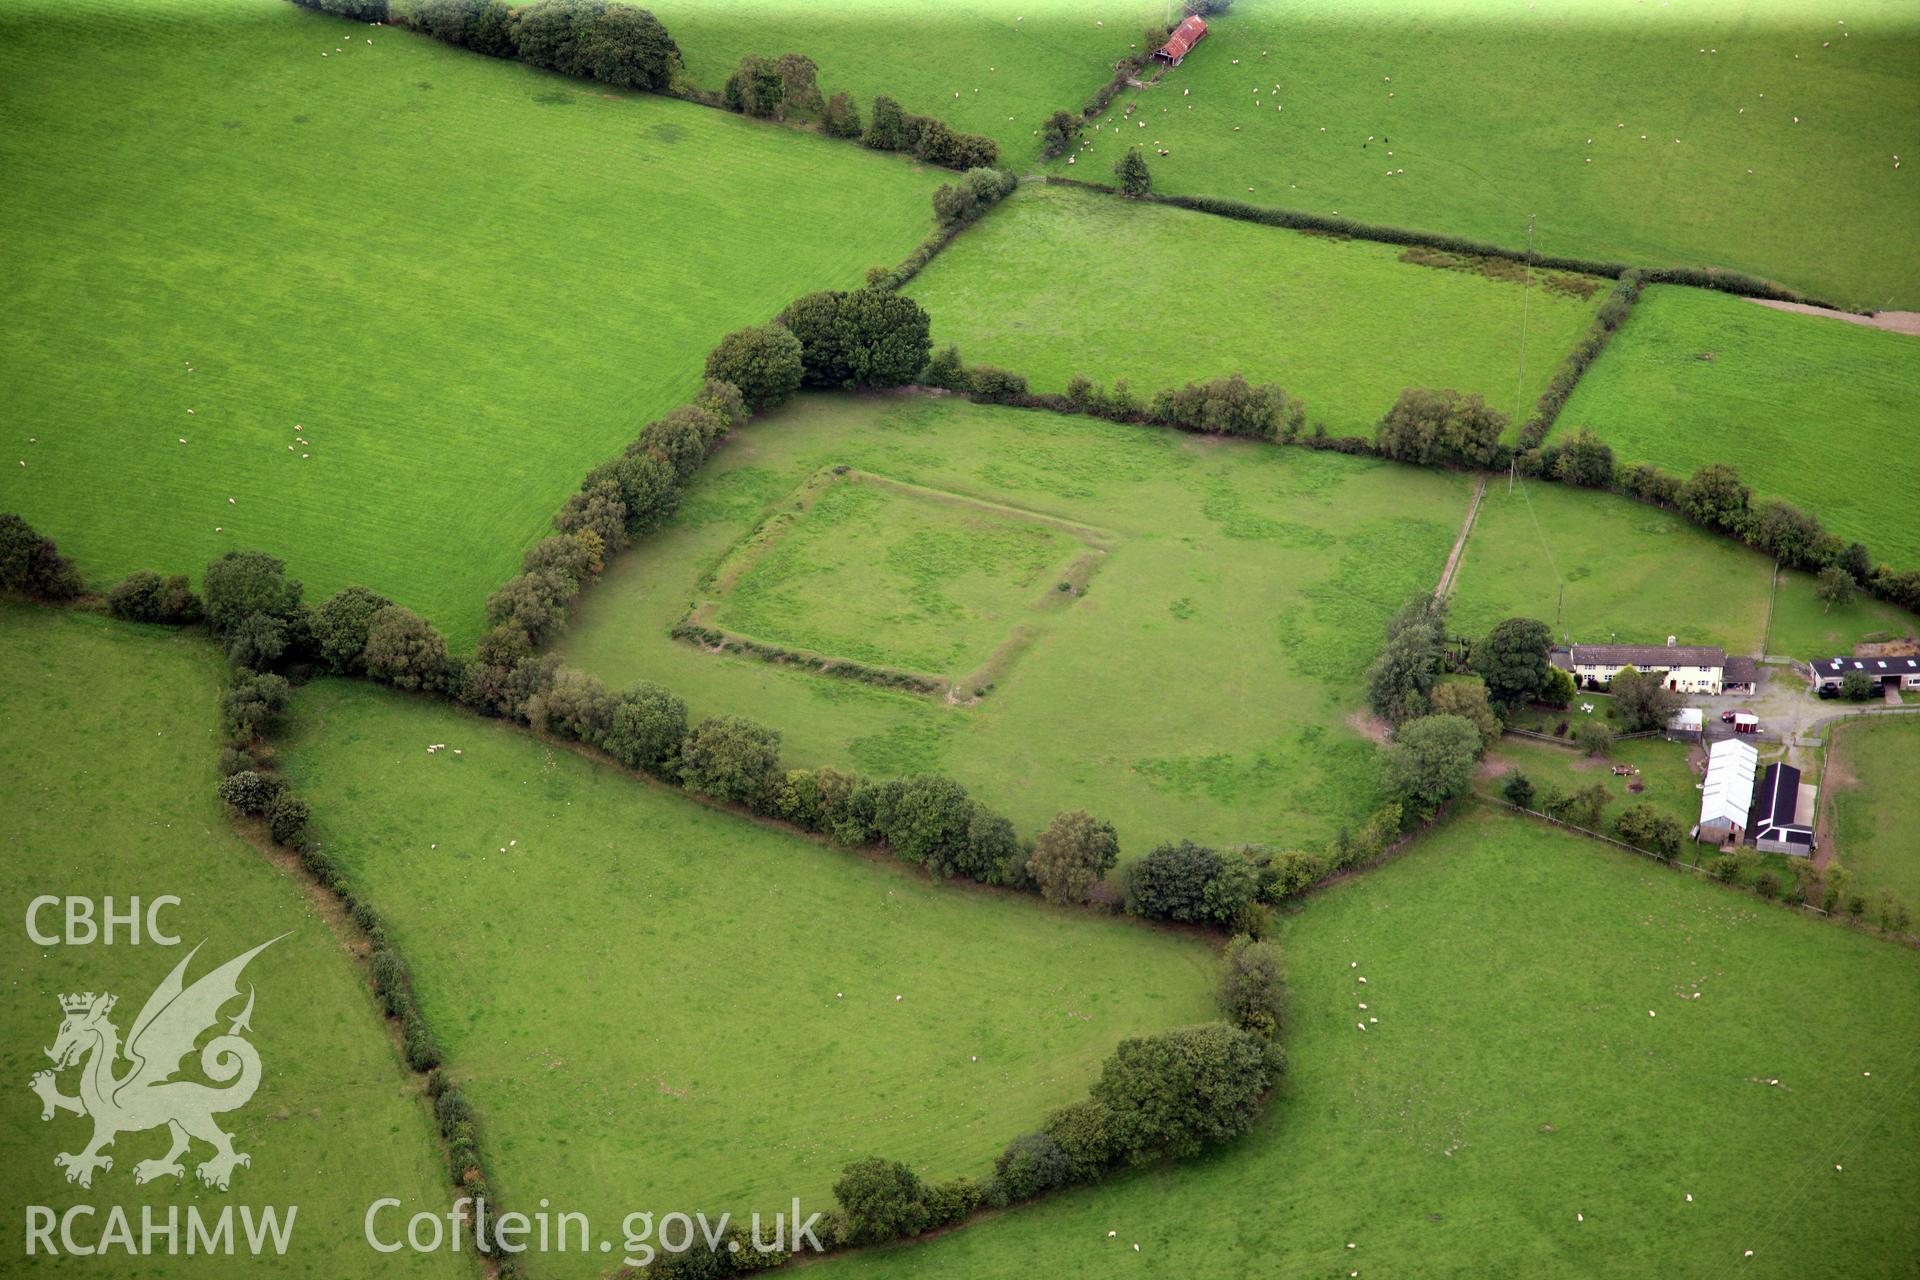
[{"left": 31, "top": 936, "right": 284, "bottom": 1190}]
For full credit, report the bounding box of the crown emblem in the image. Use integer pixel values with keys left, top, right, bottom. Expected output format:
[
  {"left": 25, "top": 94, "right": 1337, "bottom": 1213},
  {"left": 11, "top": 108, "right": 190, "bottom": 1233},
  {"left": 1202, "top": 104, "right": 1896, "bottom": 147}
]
[{"left": 60, "top": 992, "right": 105, "bottom": 1013}]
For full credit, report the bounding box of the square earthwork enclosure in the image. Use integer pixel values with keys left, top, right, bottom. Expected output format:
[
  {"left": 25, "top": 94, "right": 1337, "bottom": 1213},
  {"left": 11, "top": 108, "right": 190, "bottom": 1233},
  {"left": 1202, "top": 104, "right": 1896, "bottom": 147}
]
[{"left": 682, "top": 467, "right": 1110, "bottom": 695}]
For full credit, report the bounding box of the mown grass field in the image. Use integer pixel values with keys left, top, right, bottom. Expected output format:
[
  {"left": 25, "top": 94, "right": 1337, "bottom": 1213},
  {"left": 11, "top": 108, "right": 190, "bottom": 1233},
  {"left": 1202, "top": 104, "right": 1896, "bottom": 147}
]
[
  {"left": 817, "top": 808, "right": 1920, "bottom": 1280},
  {"left": 0, "top": 0, "right": 942, "bottom": 646},
  {"left": 1480, "top": 733, "right": 1703, "bottom": 837},
  {"left": 1059, "top": 0, "right": 1920, "bottom": 308},
  {"left": 1766, "top": 564, "right": 1919, "bottom": 658},
  {"left": 278, "top": 677, "right": 1220, "bottom": 1268},
  {"left": 708, "top": 469, "right": 1096, "bottom": 679},
  {"left": 908, "top": 183, "right": 1605, "bottom": 437},
  {"left": 1450, "top": 478, "right": 1777, "bottom": 654},
  {"left": 556, "top": 393, "right": 1473, "bottom": 851},
  {"left": 655, "top": 0, "right": 1158, "bottom": 161},
  {"left": 1824, "top": 717, "right": 1920, "bottom": 911},
  {"left": 1556, "top": 285, "right": 1920, "bottom": 570},
  {"left": 0, "top": 605, "right": 465, "bottom": 1278}
]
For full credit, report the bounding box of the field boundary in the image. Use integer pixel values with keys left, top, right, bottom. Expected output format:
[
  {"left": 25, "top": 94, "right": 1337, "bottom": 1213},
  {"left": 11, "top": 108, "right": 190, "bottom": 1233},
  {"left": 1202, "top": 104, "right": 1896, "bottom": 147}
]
[{"left": 1435, "top": 475, "right": 1488, "bottom": 597}]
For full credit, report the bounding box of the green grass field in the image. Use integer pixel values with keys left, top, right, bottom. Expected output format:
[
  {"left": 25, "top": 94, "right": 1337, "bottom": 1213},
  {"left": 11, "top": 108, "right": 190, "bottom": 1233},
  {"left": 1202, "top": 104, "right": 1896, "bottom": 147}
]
[
  {"left": 555, "top": 393, "right": 1473, "bottom": 851},
  {"left": 1556, "top": 286, "right": 1920, "bottom": 570},
  {"left": 1766, "top": 564, "right": 1919, "bottom": 658},
  {"left": 1057, "top": 0, "right": 1920, "bottom": 308},
  {"left": 907, "top": 183, "right": 1605, "bottom": 437},
  {"left": 1480, "top": 732, "right": 1703, "bottom": 835},
  {"left": 655, "top": 0, "right": 1157, "bottom": 161},
  {"left": 1824, "top": 717, "right": 1920, "bottom": 911},
  {"left": 0, "top": 604, "right": 465, "bottom": 1278},
  {"left": 277, "top": 677, "right": 1220, "bottom": 1272},
  {"left": 0, "top": 0, "right": 942, "bottom": 646},
  {"left": 1451, "top": 478, "right": 1777, "bottom": 654},
  {"left": 704, "top": 468, "right": 1100, "bottom": 680},
  {"left": 816, "top": 807, "right": 1920, "bottom": 1280}
]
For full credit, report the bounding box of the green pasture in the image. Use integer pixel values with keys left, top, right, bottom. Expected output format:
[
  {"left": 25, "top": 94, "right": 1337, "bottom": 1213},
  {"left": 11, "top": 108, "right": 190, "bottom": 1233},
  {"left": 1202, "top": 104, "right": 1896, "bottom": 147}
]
[
  {"left": 708, "top": 469, "right": 1097, "bottom": 680},
  {"left": 0, "top": 604, "right": 464, "bottom": 1278},
  {"left": 277, "top": 677, "right": 1220, "bottom": 1272},
  {"left": 0, "top": 0, "right": 941, "bottom": 646},
  {"left": 555, "top": 393, "right": 1474, "bottom": 850},
  {"left": 1824, "top": 716, "right": 1920, "bottom": 912},
  {"left": 1556, "top": 285, "right": 1920, "bottom": 569},
  {"left": 1450, "top": 478, "right": 1776, "bottom": 654},
  {"left": 656, "top": 0, "right": 1159, "bottom": 160},
  {"left": 1766, "top": 564, "right": 1919, "bottom": 658},
  {"left": 907, "top": 183, "right": 1604, "bottom": 437},
  {"left": 818, "top": 807, "right": 1920, "bottom": 1280},
  {"left": 1059, "top": 0, "right": 1920, "bottom": 308}
]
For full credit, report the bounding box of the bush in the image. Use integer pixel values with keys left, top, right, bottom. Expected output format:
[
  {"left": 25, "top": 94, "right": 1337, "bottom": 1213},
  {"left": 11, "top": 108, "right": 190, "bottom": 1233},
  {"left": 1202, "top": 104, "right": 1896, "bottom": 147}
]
[
  {"left": 312, "top": 586, "right": 395, "bottom": 674},
  {"left": 821, "top": 90, "right": 862, "bottom": 138},
  {"left": 1678, "top": 463, "right": 1750, "bottom": 533},
  {"left": 919, "top": 344, "right": 969, "bottom": 391},
  {"left": 220, "top": 672, "right": 292, "bottom": 742},
  {"left": 679, "top": 715, "right": 783, "bottom": 809},
  {"left": 201, "top": 549, "right": 301, "bottom": 635},
  {"left": 357, "top": 605, "right": 445, "bottom": 690},
  {"left": 1708, "top": 854, "right": 1743, "bottom": 883},
  {"left": 992, "top": 1132, "right": 1073, "bottom": 1204},
  {"left": 1028, "top": 810, "right": 1120, "bottom": 905},
  {"left": 831, "top": 1157, "right": 928, "bottom": 1246},
  {"left": 704, "top": 324, "right": 804, "bottom": 411},
  {"left": 602, "top": 681, "right": 687, "bottom": 775},
  {"left": 216, "top": 746, "right": 256, "bottom": 777},
  {"left": 1040, "top": 109, "right": 1080, "bottom": 159},
  {"left": 1260, "top": 849, "right": 1324, "bottom": 902},
  {"left": 1430, "top": 677, "right": 1500, "bottom": 751},
  {"left": 1219, "top": 935, "right": 1285, "bottom": 1038},
  {"left": 1375, "top": 388, "right": 1506, "bottom": 468},
  {"left": 1150, "top": 374, "right": 1304, "bottom": 441},
  {"left": 921, "top": 1176, "right": 983, "bottom": 1227},
  {"left": 265, "top": 792, "right": 310, "bottom": 845},
  {"left": 1501, "top": 770, "right": 1535, "bottom": 809},
  {"left": 1125, "top": 840, "right": 1221, "bottom": 923},
  {"left": 218, "top": 770, "right": 285, "bottom": 816},
  {"left": 1753, "top": 870, "right": 1781, "bottom": 900},
  {"left": 1841, "top": 670, "right": 1874, "bottom": 701},
  {"left": 106, "top": 571, "right": 201, "bottom": 624},
  {"left": 526, "top": 668, "right": 615, "bottom": 745},
  {"left": 1571, "top": 717, "right": 1613, "bottom": 756},
  {"left": 1113, "top": 147, "right": 1151, "bottom": 197},
  {"left": 1041, "top": 1099, "right": 1119, "bottom": 1181},
  {"left": 1093, "top": 1023, "right": 1276, "bottom": 1162},
  {"left": 966, "top": 365, "right": 1028, "bottom": 403},
  {"left": 510, "top": 0, "right": 681, "bottom": 91}
]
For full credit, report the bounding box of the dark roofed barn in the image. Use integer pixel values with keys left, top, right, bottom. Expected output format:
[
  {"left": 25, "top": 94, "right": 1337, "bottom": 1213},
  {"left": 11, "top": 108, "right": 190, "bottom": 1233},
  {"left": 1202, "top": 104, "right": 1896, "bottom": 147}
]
[
  {"left": 1749, "top": 762, "right": 1815, "bottom": 856},
  {"left": 1152, "top": 14, "right": 1209, "bottom": 65}
]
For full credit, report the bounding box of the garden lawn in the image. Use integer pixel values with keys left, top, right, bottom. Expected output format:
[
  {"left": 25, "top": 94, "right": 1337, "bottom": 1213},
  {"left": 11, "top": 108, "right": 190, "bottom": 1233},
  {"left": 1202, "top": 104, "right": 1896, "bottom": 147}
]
[
  {"left": 277, "top": 678, "right": 1221, "bottom": 1275},
  {"left": 1479, "top": 733, "right": 1703, "bottom": 842},
  {"left": 1057, "top": 0, "right": 1920, "bottom": 308},
  {"left": 907, "top": 183, "right": 1605, "bottom": 438},
  {"left": 816, "top": 807, "right": 1920, "bottom": 1280},
  {"left": 654, "top": 0, "right": 1160, "bottom": 162},
  {"left": 0, "top": 0, "right": 942, "bottom": 646},
  {"left": 555, "top": 393, "right": 1474, "bottom": 851},
  {"left": 1823, "top": 716, "right": 1920, "bottom": 913},
  {"left": 1450, "top": 477, "right": 1775, "bottom": 654},
  {"left": 0, "top": 604, "right": 464, "bottom": 1279},
  {"left": 1555, "top": 286, "right": 1920, "bottom": 570}
]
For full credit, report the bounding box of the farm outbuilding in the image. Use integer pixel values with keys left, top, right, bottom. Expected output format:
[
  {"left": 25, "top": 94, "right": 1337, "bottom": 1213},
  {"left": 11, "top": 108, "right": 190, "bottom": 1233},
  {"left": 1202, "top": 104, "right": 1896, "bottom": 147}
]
[
  {"left": 1809, "top": 655, "right": 1920, "bottom": 693},
  {"left": 1152, "top": 15, "right": 1208, "bottom": 66},
  {"left": 1749, "top": 762, "right": 1815, "bottom": 856},
  {"left": 1698, "top": 736, "right": 1758, "bottom": 845}
]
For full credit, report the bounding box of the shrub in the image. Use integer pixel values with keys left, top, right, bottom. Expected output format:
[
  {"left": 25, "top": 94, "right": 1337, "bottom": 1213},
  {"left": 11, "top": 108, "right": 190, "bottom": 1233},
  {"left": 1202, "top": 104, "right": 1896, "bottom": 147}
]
[
  {"left": 218, "top": 770, "right": 285, "bottom": 816},
  {"left": 831, "top": 1158, "right": 928, "bottom": 1246},
  {"left": 201, "top": 549, "right": 301, "bottom": 635},
  {"left": 1151, "top": 374, "right": 1304, "bottom": 441},
  {"left": 603, "top": 681, "right": 688, "bottom": 775},
  {"left": 511, "top": 0, "right": 681, "bottom": 91},
  {"left": 1708, "top": 854, "right": 1743, "bottom": 884},
  {"left": 106, "top": 571, "right": 201, "bottom": 624},
  {"left": 679, "top": 716, "right": 783, "bottom": 809},
  {"left": 312, "top": 586, "right": 395, "bottom": 674},
  {"left": 704, "top": 324, "right": 804, "bottom": 411},
  {"left": 217, "top": 746, "right": 256, "bottom": 777},
  {"left": 265, "top": 792, "right": 310, "bottom": 845},
  {"left": 1678, "top": 462, "right": 1750, "bottom": 533},
  {"left": 1571, "top": 717, "right": 1613, "bottom": 756},
  {"left": 220, "top": 672, "right": 292, "bottom": 742},
  {"left": 862, "top": 94, "right": 906, "bottom": 150},
  {"left": 967, "top": 365, "right": 1028, "bottom": 403},
  {"left": 1841, "top": 670, "right": 1874, "bottom": 701},
  {"left": 1615, "top": 803, "right": 1683, "bottom": 862},
  {"left": 821, "top": 90, "right": 862, "bottom": 138},
  {"left": 527, "top": 668, "right": 615, "bottom": 745},
  {"left": 553, "top": 479, "right": 629, "bottom": 553},
  {"left": 1125, "top": 840, "right": 1221, "bottom": 923},
  {"left": 919, "top": 344, "right": 969, "bottom": 391},
  {"left": 1093, "top": 1023, "right": 1276, "bottom": 1162},
  {"left": 874, "top": 774, "right": 973, "bottom": 870},
  {"left": 992, "top": 1132, "right": 1073, "bottom": 1203},
  {"left": 1040, "top": 109, "right": 1080, "bottom": 159},
  {"left": 362, "top": 610, "right": 449, "bottom": 690},
  {"left": 1380, "top": 715, "right": 1482, "bottom": 818},
  {"left": 1375, "top": 388, "right": 1506, "bottom": 468},
  {"left": 1430, "top": 678, "right": 1501, "bottom": 751},
  {"left": 1041, "top": 1099, "right": 1119, "bottom": 1181},
  {"left": 922, "top": 1176, "right": 983, "bottom": 1227},
  {"left": 1028, "top": 810, "right": 1120, "bottom": 905},
  {"left": 1554, "top": 428, "right": 1614, "bottom": 487},
  {"left": 1501, "top": 770, "right": 1535, "bottom": 809},
  {"left": 1219, "top": 935, "right": 1285, "bottom": 1038},
  {"left": 1113, "top": 147, "right": 1151, "bottom": 197},
  {"left": 1260, "top": 849, "right": 1324, "bottom": 902},
  {"left": 1753, "top": 870, "right": 1781, "bottom": 900}
]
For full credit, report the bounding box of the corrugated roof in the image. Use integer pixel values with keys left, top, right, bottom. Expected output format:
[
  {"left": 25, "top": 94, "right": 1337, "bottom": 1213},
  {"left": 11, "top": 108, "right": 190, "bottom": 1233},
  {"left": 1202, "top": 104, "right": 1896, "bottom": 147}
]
[
  {"left": 1750, "top": 762, "right": 1800, "bottom": 831},
  {"left": 1700, "top": 737, "right": 1757, "bottom": 830},
  {"left": 1159, "top": 14, "right": 1208, "bottom": 60},
  {"left": 1813, "top": 656, "right": 1920, "bottom": 677}
]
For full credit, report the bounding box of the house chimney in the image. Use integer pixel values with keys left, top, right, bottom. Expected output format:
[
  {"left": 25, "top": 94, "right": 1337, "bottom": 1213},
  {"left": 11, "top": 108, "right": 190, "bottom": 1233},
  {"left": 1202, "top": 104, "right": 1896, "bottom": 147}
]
[{"left": 1666, "top": 635, "right": 1676, "bottom": 646}]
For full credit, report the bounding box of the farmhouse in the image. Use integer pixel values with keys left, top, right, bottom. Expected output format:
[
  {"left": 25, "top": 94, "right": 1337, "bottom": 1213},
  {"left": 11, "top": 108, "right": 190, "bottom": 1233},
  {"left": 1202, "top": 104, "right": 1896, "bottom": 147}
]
[
  {"left": 1808, "top": 655, "right": 1920, "bottom": 694},
  {"left": 1698, "top": 736, "right": 1758, "bottom": 845},
  {"left": 1749, "top": 762, "right": 1815, "bottom": 856},
  {"left": 1552, "top": 641, "right": 1729, "bottom": 694},
  {"left": 1151, "top": 14, "right": 1208, "bottom": 66}
]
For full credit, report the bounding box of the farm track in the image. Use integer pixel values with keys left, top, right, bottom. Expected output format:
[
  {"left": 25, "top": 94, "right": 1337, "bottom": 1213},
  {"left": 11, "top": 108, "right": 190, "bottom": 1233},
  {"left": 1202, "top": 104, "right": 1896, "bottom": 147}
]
[{"left": 1435, "top": 474, "right": 1489, "bottom": 597}]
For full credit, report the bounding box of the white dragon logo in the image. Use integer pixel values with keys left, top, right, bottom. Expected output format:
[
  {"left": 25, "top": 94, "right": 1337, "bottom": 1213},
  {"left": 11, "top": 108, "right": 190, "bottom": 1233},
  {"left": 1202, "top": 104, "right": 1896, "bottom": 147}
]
[{"left": 30, "top": 936, "right": 284, "bottom": 1191}]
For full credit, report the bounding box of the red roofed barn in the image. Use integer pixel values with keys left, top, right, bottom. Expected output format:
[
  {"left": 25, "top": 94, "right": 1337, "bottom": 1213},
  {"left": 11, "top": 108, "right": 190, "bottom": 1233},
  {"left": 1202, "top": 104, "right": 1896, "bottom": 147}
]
[{"left": 1152, "top": 15, "right": 1209, "bottom": 66}]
